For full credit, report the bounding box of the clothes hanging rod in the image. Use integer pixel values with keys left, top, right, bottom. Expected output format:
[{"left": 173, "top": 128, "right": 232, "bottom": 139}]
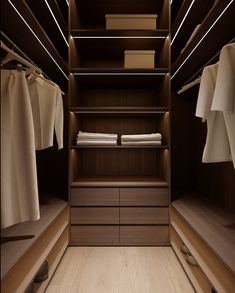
[
  {"left": 183, "top": 36, "right": 235, "bottom": 86},
  {"left": 1, "top": 32, "right": 65, "bottom": 95},
  {"left": 177, "top": 76, "right": 201, "bottom": 94}
]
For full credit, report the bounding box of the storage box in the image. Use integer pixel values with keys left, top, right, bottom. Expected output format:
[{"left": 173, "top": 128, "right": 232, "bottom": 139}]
[
  {"left": 105, "top": 14, "right": 157, "bottom": 30},
  {"left": 124, "top": 50, "right": 155, "bottom": 68}
]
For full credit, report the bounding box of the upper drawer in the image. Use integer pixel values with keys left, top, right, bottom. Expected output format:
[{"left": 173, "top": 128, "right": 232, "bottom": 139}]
[
  {"left": 70, "top": 188, "right": 119, "bottom": 206},
  {"left": 120, "top": 188, "right": 169, "bottom": 206}
]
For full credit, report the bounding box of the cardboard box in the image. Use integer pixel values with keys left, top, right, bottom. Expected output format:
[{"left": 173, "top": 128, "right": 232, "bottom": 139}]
[
  {"left": 105, "top": 14, "right": 157, "bottom": 30},
  {"left": 124, "top": 50, "right": 155, "bottom": 68}
]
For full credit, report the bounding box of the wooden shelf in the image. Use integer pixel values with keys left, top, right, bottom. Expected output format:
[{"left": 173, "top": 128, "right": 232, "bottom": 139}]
[
  {"left": 171, "top": 0, "right": 214, "bottom": 62},
  {"left": 70, "top": 107, "right": 169, "bottom": 113},
  {"left": 71, "top": 145, "right": 168, "bottom": 149},
  {"left": 71, "top": 29, "right": 168, "bottom": 37},
  {"left": 71, "top": 68, "right": 168, "bottom": 74},
  {"left": 1, "top": 197, "right": 68, "bottom": 279},
  {"left": 1, "top": 0, "right": 68, "bottom": 89},
  {"left": 171, "top": 194, "right": 235, "bottom": 275},
  {"left": 171, "top": 1, "right": 235, "bottom": 85},
  {"left": 71, "top": 177, "right": 169, "bottom": 187}
]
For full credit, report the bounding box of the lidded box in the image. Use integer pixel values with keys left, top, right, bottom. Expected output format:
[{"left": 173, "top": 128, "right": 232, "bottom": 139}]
[
  {"left": 124, "top": 50, "right": 155, "bottom": 68},
  {"left": 105, "top": 14, "right": 157, "bottom": 30}
]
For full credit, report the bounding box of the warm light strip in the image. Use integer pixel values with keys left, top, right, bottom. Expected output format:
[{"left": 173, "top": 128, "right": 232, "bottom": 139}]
[
  {"left": 171, "top": 0, "right": 233, "bottom": 80},
  {"left": 171, "top": 0, "right": 196, "bottom": 45},
  {"left": 7, "top": 0, "right": 68, "bottom": 80},
  {"left": 44, "top": 0, "right": 69, "bottom": 46},
  {"left": 72, "top": 36, "right": 166, "bottom": 39},
  {"left": 170, "top": 0, "right": 173, "bottom": 4},
  {"left": 72, "top": 73, "right": 167, "bottom": 76},
  {"left": 66, "top": 0, "right": 69, "bottom": 6}
]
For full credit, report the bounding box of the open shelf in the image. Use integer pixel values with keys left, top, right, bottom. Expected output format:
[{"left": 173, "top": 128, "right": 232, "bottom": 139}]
[
  {"left": 171, "top": 193, "right": 235, "bottom": 276},
  {"left": 71, "top": 68, "right": 169, "bottom": 74},
  {"left": 71, "top": 29, "right": 169, "bottom": 37},
  {"left": 70, "top": 107, "right": 169, "bottom": 113},
  {"left": 171, "top": 0, "right": 235, "bottom": 85},
  {"left": 70, "top": 0, "right": 169, "bottom": 30},
  {"left": 71, "top": 145, "right": 168, "bottom": 149},
  {"left": 71, "top": 176, "right": 169, "bottom": 187},
  {"left": 171, "top": 0, "right": 215, "bottom": 63}
]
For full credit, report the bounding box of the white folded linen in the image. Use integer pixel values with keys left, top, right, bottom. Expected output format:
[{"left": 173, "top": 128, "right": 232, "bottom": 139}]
[
  {"left": 121, "top": 141, "right": 162, "bottom": 145},
  {"left": 77, "top": 131, "right": 118, "bottom": 140},
  {"left": 121, "top": 133, "right": 162, "bottom": 142},
  {"left": 76, "top": 140, "right": 117, "bottom": 145}
]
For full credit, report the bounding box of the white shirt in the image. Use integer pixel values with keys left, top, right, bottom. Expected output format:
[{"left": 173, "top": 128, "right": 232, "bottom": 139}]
[
  {"left": 28, "top": 77, "right": 64, "bottom": 150},
  {"left": 195, "top": 64, "right": 231, "bottom": 163},
  {"left": 211, "top": 43, "right": 235, "bottom": 168}
]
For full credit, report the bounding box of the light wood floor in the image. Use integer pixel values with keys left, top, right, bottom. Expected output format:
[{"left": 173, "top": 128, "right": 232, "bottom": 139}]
[{"left": 46, "top": 247, "right": 194, "bottom": 293}]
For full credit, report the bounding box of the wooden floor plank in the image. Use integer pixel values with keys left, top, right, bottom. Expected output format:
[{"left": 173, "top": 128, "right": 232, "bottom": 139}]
[{"left": 46, "top": 247, "right": 194, "bottom": 293}]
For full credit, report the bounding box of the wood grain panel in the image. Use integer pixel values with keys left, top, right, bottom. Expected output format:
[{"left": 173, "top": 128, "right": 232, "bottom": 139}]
[
  {"left": 120, "top": 226, "right": 169, "bottom": 245},
  {"left": 120, "top": 208, "right": 168, "bottom": 224},
  {"left": 70, "top": 188, "right": 119, "bottom": 206},
  {"left": 171, "top": 226, "right": 212, "bottom": 293},
  {"left": 71, "top": 207, "right": 119, "bottom": 224},
  {"left": 120, "top": 188, "right": 168, "bottom": 206},
  {"left": 70, "top": 226, "right": 119, "bottom": 245}
]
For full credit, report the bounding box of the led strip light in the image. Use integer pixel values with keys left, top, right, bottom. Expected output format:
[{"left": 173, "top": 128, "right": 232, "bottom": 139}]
[
  {"left": 72, "top": 36, "right": 166, "bottom": 39},
  {"left": 7, "top": 0, "right": 68, "bottom": 80},
  {"left": 72, "top": 73, "right": 167, "bottom": 76},
  {"left": 44, "top": 0, "right": 69, "bottom": 46},
  {"left": 171, "top": 0, "right": 234, "bottom": 80},
  {"left": 66, "top": 0, "right": 69, "bottom": 6},
  {"left": 171, "top": 0, "right": 196, "bottom": 45}
]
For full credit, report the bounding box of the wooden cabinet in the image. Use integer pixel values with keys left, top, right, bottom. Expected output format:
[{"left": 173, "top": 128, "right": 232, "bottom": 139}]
[{"left": 69, "top": 0, "right": 170, "bottom": 245}]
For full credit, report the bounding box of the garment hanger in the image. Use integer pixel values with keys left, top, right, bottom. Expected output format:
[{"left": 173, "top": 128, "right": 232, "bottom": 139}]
[{"left": 1, "top": 41, "right": 65, "bottom": 95}]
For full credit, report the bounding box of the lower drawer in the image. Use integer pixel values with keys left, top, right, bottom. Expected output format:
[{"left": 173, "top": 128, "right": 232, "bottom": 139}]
[
  {"left": 120, "top": 226, "right": 169, "bottom": 245},
  {"left": 71, "top": 208, "right": 119, "bottom": 224},
  {"left": 171, "top": 226, "right": 212, "bottom": 293},
  {"left": 70, "top": 226, "right": 119, "bottom": 245},
  {"left": 120, "top": 208, "right": 168, "bottom": 224}
]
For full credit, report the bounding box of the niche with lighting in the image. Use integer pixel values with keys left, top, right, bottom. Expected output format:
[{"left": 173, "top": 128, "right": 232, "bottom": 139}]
[{"left": 69, "top": 0, "right": 171, "bottom": 246}]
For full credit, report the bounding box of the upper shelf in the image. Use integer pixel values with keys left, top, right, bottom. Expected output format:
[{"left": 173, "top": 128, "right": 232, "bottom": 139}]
[
  {"left": 71, "top": 68, "right": 169, "bottom": 74},
  {"left": 70, "top": 0, "right": 169, "bottom": 30},
  {"left": 71, "top": 29, "right": 169, "bottom": 37},
  {"left": 1, "top": 0, "right": 68, "bottom": 89},
  {"left": 171, "top": 0, "right": 215, "bottom": 63},
  {"left": 171, "top": 0, "right": 235, "bottom": 86}
]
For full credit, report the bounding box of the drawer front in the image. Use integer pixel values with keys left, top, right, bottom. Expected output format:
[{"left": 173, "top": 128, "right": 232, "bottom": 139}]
[
  {"left": 71, "top": 207, "right": 119, "bottom": 224},
  {"left": 120, "top": 226, "right": 169, "bottom": 245},
  {"left": 171, "top": 226, "right": 212, "bottom": 293},
  {"left": 120, "top": 208, "right": 168, "bottom": 224},
  {"left": 71, "top": 188, "right": 119, "bottom": 206},
  {"left": 70, "top": 226, "right": 119, "bottom": 245},
  {"left": 120, "top": 188, "right": 168, "bottom": 206}
]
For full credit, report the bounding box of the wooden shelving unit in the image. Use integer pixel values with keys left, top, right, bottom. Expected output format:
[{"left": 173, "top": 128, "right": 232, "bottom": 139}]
[{"left": 69, "top": 0, "right": 170, "bottom": 245}]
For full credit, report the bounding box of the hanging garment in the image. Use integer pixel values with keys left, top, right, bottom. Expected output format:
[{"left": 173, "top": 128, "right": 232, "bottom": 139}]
[
  {"left": 27, "top": 77, "right": 63, "bottom": 150},
  {"left": 1, "top": 70, "right": 40, "bottom": 228},
  {"left": 211, "top": 43, "right": 235, "bottom": 168},
  {"left": 195, "top": 64, "right": 231, "bottom": 163}
]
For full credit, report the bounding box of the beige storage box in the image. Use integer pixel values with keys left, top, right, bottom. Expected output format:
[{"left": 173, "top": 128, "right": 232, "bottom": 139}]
[
  {"left": 124, "top": 50, "right": 155, "bottom": 68},
  {"left": 105, "top": 14, "right": 157, "bottom": 30}
]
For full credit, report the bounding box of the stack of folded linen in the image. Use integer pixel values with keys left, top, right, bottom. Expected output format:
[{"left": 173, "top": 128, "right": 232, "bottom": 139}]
[
  {"left": 76, "top": 131, "right": 118, "bottom": 145},
  {"left": 121, "top": 133, "right": 162, "bottom": 145}
]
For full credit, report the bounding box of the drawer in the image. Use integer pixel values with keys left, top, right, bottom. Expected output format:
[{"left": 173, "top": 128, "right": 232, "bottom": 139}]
[
  {"left": 120, "top": 188, "right": 168, "bottom": 206},
  {"left": 70, "top": 226, "right": 119, "bottom": 245},
  {"left": 70, "top": 188, "right": 119, "bottom": 206},
  {"left": 71, "top": 207, "right": 119, "bottom": 224},
  {"left": 120, "top": 208, "right": 168, "bottom": 224},
  {"left": 120, "top": 226, "right": 169, "bottom": 245},
  {"left": 171, "top": 226, "right": 212, "bottom": 293}
]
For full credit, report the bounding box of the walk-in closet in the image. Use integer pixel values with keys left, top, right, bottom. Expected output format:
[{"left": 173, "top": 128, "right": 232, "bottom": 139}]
[{"left": 1, "top": 0, "right": 235, "bottom": 292}]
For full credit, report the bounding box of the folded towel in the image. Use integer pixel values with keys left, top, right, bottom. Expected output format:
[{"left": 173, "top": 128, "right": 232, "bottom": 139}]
[
  {"left": 121, "top": 141, "right": 162, "bottom": 145},
  {"left": 76, "top": 140, "right": 117, "bottom": 145},
  {"left": 77, "top": 131, "right": 118, "bottom": 140},
  {"left": 121, "top": 133, "right": 162, "bottom": 142}
]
